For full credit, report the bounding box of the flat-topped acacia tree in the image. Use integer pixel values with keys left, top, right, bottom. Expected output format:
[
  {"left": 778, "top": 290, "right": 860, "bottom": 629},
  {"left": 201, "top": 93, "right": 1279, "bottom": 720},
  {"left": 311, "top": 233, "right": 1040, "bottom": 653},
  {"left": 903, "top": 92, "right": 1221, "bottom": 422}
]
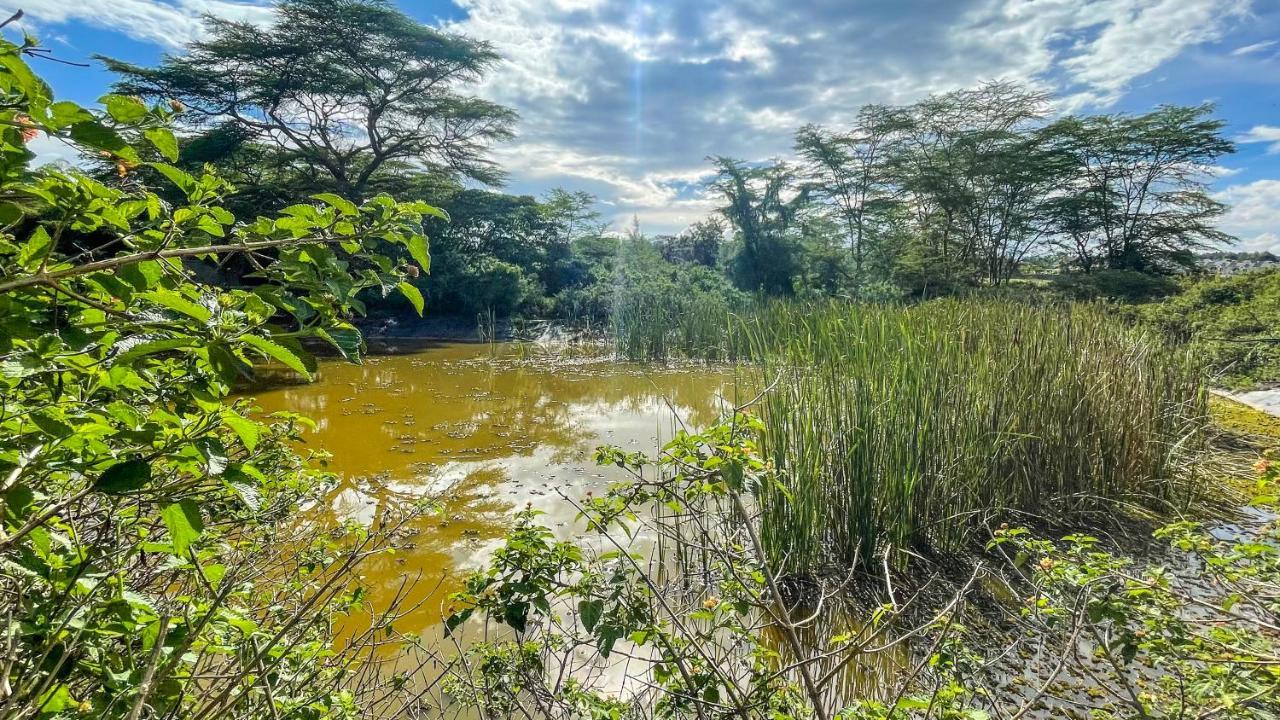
[{"left": 101, "top": 0, "right": 517, "bottom": 200}]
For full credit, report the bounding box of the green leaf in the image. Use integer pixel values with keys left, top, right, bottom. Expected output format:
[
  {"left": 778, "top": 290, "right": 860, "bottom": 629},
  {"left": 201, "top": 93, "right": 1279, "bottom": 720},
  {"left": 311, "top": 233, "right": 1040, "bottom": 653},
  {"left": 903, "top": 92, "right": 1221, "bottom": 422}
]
[
  {"left": 30, "top": 411, "right": 73, "bottom": 438},
  {"left": 94, "top": 459, "right": 151, "bottom": 494},
  {"left": 113, "top": 338, "right": 195, "bottom": 365},
  {"left": 70, "top": 121, "right": 136, "bottom": 161},
  {"left": 17, "top": 225, "right": 52, "bottom": 270},
  {"left": 144, "top": 127, "right": 179, "bottom": 162},
  {"left": 48, "top": 100, "right": 91, "bottom": 129},
  {"left": 148, "top": 163, "right": 197, "bottom": 195},
  {"left": 239, "top": 333, "right": 312, "bottom": 379},
  {"left": 143, "top": 289, "right": 211, "bottom": 322},
  {"left": 578, "top": 599, "right": 603, "bottom": 632},
  {"left": 220, "top": 410, "right": 261, "bottom": 452},
  {"left": 312, "top": 192, "right": 358, "bottom": 217},
  {"left": 161, "top": 499, "right": 203, "bottom": 556},
  {"left": 405, "top": 234, "right": 431, "bottom": 273},
  {"left": 398, "top": 281, "right": 424, "bottom": 316},
  {"left": 103, "top": 94, "right": 148, "bottom": 123},
  {"left": 315, "top": 324, "right": 363, "bottom": 362}
]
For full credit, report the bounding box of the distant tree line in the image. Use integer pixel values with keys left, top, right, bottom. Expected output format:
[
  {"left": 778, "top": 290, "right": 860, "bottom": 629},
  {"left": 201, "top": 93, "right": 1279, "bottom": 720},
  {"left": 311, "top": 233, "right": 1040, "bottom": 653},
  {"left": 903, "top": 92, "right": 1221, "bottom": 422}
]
[
  {"left": 75, "top": 0, "right": 1239, "bottom": 320},
  {"left": 711, "top": 83, "right": 1235, "bottom": 298}
]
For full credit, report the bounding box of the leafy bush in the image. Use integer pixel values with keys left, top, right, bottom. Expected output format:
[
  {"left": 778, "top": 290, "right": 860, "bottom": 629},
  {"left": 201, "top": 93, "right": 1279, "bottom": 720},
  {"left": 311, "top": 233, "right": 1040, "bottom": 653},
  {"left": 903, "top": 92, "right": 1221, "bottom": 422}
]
[
  {"left": 0, "top": 39, "right": 437, "bottom": 718},
  {"left": 1135, "top": 269, "right": 1280, "bottom": 388},
  {"left": 1052, "top": 269, "right": 1181, "bottom": 302},
  {"left": 441, "top": 414, "right": 1280, "bottom": 719}
]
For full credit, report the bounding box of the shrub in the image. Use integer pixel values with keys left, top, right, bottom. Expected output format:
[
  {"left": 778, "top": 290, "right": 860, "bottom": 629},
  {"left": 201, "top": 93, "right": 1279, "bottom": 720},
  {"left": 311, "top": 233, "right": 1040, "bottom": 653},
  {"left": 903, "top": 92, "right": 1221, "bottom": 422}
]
[{"left": 0, "top": 39, "right": 437, "bottom": 718}]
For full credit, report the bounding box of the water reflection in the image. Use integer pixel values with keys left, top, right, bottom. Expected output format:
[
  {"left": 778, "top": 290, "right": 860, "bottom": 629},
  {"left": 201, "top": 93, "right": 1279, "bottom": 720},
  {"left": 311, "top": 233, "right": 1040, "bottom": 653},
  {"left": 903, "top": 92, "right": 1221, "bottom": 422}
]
[{"left": 245, "top": 342, "right": 736, "bottom": 634}]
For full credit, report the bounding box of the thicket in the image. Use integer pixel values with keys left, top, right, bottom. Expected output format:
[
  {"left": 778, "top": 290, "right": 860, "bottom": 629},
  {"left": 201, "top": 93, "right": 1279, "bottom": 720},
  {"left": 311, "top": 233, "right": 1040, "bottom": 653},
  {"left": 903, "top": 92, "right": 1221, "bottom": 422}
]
[{"left": 0, "top": 36, "right": 435, "bottom": 719}]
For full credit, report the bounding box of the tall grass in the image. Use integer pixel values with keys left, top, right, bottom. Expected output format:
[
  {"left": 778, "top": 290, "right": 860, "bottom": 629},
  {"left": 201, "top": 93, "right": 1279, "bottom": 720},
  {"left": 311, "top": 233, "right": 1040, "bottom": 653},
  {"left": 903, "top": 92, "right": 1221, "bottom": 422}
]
[
  {"left": 611, "top": 283, "right": 743, "bottom": 362},
  {"left": 744, "top": 300, "right": 1208, "bottom": 574}
]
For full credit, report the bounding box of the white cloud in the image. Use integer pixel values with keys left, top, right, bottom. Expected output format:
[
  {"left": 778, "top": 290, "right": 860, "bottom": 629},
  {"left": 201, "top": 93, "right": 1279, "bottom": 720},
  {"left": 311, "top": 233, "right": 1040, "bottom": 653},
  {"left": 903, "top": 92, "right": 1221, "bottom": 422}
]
[
  {"left": 957, "top": 0, "right": 1249, "bottom": 108},
  {"left": 446, "top": 0, "right": 1258, "bottom": 231},
  {"left": 25, "top": 133, "right": 84, "bottom": 168},
  {"left": 20, "top": 0, "right": 1260, "bottom": 234},
  {"left": 18, "top": 0, "right": 273, "bottom": 49},
  {"left": 1238, "top": 125, "right": 1280, "bottom": 154},
  {"left": 1231, "top": 39, "right": 1277, "bottom": 56},
  {"left": 1216, "top": 179, "right": 1280, "bottom": 253}
]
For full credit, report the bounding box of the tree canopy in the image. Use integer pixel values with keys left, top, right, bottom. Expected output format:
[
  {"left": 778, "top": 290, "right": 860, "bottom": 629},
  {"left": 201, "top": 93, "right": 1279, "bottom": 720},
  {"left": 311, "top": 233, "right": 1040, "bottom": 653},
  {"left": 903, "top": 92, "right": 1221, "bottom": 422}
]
[{"left": 103, "top": 0, "right": 516, "bottom": 199}]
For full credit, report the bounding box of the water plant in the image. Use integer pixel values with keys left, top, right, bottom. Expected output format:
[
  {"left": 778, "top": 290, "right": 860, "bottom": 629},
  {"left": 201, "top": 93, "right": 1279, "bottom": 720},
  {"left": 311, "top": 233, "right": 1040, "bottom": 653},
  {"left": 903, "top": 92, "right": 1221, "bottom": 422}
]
[{"left": 745, "top": 300, "right": 1208, "bottom": 573}]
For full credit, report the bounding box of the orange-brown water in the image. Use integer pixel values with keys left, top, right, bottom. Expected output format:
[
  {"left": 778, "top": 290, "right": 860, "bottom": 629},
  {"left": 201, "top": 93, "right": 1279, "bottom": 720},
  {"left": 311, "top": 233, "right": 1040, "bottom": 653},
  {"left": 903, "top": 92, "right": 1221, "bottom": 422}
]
[{"left": 245, "top": 341, "right": 736, "bottom": 637}]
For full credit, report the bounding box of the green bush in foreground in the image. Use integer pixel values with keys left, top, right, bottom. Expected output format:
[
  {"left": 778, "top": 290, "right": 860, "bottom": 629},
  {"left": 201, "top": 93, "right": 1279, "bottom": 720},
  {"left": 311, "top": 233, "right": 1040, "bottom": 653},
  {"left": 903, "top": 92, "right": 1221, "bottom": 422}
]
[
  {"left": 0, "top": 38, "right": 435, "bottom": 718},
  {"left": 443, "top": 417, "right": 1279, "bottom": 719}
]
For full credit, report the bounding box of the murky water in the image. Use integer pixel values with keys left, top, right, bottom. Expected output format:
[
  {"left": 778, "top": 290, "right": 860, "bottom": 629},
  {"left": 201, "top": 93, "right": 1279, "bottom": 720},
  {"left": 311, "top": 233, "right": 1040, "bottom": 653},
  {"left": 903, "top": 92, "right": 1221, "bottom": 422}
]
[{"left": 245, "top": 341, "right": 737, "bottom": 636}]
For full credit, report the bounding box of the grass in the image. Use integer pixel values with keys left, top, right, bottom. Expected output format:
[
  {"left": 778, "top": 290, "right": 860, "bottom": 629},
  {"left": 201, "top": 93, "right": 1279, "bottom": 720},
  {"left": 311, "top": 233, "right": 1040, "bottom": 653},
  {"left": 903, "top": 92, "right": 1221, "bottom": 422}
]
[
  {"left": 610, "top": 283, "right": 743, "bottom": 362},
  {"left": 740, "top": 300, "right": 1208, "bottom": 574}
]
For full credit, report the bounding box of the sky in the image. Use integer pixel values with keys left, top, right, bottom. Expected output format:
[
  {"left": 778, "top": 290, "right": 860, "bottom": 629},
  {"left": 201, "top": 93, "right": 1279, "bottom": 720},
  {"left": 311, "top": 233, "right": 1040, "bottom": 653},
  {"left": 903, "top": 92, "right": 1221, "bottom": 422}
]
[{"left": 10, "top": 0, "right": 1280, "bottom": 251}]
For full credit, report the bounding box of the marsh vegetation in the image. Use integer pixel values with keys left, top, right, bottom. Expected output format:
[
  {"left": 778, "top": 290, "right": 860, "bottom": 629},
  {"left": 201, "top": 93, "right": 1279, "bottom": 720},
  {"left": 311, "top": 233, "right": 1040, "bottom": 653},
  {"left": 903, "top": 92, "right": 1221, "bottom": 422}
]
[{"left": 1, "top": 2, "right": 1278, "bottom": 720}]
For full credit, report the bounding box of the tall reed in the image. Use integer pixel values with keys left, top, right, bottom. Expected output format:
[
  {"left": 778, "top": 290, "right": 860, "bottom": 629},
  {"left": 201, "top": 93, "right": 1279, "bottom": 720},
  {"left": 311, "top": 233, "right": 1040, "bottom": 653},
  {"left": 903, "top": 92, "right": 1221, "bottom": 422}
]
[
  {"left": 744, "top": 300, "right": 1207, "bottom": 574},
  {"left": 610, "top": 283, "right": 743, "bottom": 362}
]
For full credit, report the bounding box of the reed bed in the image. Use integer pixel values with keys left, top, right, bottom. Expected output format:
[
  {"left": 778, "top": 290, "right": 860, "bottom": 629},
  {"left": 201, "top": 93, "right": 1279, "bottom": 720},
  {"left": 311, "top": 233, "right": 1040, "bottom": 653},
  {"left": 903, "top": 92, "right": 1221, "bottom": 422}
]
[
  {"left": 610, "top": 284, "right": 744, "bottom": 362},
  {"left": 742, "top": 300, "right": 1208, "bottom": 575}
]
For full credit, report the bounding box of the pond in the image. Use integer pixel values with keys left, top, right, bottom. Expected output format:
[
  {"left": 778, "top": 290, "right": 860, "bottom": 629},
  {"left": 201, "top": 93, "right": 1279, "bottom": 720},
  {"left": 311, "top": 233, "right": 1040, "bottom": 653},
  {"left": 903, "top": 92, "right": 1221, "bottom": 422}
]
[{"left": 244, "top": 341, "right": 739, "bottom": 637}]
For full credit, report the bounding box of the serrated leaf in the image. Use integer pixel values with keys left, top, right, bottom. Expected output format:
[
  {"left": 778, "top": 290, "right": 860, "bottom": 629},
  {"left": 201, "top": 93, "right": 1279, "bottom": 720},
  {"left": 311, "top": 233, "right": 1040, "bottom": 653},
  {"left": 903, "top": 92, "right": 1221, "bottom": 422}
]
[
  {"left": 578, "top": 599, "right": 603, "bottom": 632},
  {"left": 405, "top": 234, "right": 431, "bottom": 273},
  {"left": 143, "top": 289, "right": 211, "bottom": 322},
  {"left": 103, "top": 94, "right": 147, "bottom": 123},
  {"left": 239, "top": 333, "right": 312, "bottom": 379},
  {"left": 113, "top": 338, "right": 195, "bottom": 365},
  {"left": 220, "top": 409, "right": 260, "bottom": 452},
  {"left": 161, "top": 499, "right": 203, "bottom": 556},
  {"left": 148, "top": 163, "right": 196, "bottom": 195},
  {"left": 312, "top": 192, "right": 358, "bottom": 217},
  {"left": 144, "top": 127, "right": 178, "bottom": 161},
  {"left": 17, "top": 225, "right": 52, "bottom": 270},
  {"left": 398, "top": 281, "right": 424, "bottom": 316}
]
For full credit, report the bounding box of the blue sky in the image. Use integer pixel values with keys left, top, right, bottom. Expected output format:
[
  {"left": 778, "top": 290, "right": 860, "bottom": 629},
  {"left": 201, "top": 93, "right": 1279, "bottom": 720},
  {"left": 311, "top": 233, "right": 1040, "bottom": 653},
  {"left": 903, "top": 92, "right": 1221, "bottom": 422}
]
[{"left": 11, "top": 0, "right": 1280, "bottom": 250}]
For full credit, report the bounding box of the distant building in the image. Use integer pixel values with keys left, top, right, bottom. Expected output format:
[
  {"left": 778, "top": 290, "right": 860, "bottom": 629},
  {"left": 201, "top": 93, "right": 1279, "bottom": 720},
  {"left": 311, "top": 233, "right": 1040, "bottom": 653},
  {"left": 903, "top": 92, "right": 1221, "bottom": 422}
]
[{"left": 1200, "top": 257, "right": 1280, "bottom": 276}]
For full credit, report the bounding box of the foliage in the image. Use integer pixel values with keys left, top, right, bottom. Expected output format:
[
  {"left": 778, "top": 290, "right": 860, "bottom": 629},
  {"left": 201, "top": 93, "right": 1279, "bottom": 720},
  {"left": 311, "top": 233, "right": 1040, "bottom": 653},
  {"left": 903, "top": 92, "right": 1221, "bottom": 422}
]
[
  {"left": 1134, "top": 268, "right": 1280, "bottom": 388},
  {"left": 1040, "top": 105, "right": 1233, "bottom": 273},
  {"left": 102, "top": 0, "right": 515, "bottom": 199},
  {"left": 442, "top": 414, "right": 986, "bottom": 720},
  {"left": 710, "top": 157, "right": 810, "bottom": 296},
  {"left": 441, "top": 408, "right": 1280, "bottom": 719},
  {"left": 1050, "top": 269, "right": 1181, "bottom": 302},
  {"left": 742, "top": 300, "right": 1208, "bottom": 574},
  {"left": 986, "top": 450, "right": 1280, "bottom": 718},
  {"left": 609, "top": 237, "right": 748, "bottom": 361},
  {"left": 0, "top": 38, "right": 436, "bottom": 719}
]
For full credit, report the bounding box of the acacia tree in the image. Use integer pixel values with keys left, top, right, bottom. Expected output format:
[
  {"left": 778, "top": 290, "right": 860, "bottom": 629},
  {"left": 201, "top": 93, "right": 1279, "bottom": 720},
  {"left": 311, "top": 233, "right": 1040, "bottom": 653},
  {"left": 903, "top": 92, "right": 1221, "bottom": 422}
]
[
  {"left": 1040, "top": 105, "right": 1234, "bottom": 272},
  {"left": 891, "top": 82, "right": 1053, "bottom": 285},
  {"left": 102, "top": 0, "right": 516, "bottom": 200},
  {"left": 794, "top": 105, "right": 899, "bottom": 276}
]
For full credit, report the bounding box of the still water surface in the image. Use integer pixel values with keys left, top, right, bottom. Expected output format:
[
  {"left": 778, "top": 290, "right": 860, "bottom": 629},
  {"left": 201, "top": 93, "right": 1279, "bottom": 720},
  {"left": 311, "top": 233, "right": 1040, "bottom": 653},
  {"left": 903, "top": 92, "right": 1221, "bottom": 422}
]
[{"left": 246, "top": 341, "right": 736, "bottom": 635}]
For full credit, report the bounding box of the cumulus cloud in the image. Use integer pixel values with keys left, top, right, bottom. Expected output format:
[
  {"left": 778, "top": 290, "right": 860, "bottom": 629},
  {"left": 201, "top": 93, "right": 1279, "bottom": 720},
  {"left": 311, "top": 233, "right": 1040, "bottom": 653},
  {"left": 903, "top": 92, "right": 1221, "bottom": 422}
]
[
  {"left": 18, "top": 0, "right": 273, "bottom": 49},
  {"left": 1216, "top": 179, "right": 1280, "bottom": 253},
  {"left": 1238, "top": 125, "right": 1280, "bottom": 154},
  {"left": 448, "top": 0, "right": 1256, "bottom": 231},
  {"left": 17, "top": 0, "right": 1262, "bottom": 233}
]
